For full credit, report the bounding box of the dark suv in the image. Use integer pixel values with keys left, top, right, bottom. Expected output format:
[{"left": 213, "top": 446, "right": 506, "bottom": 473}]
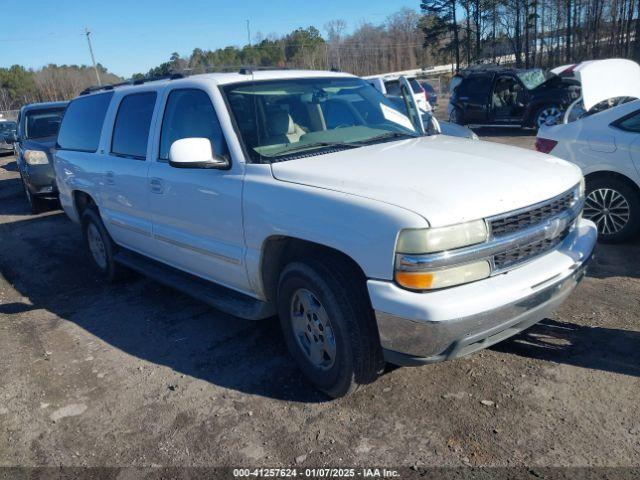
[
  {"left": 448, "top": 66, "right": 580, "bottom": 129},
  {"left": 10, "top": 101, "right": 68, "bottom": 213}
]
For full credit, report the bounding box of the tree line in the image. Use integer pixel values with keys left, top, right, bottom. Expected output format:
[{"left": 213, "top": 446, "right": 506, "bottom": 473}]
[
  {"left": 2, "top": 1, "right": 639, "bottom": 110},
  {"left": 422, "top": 0, "right": 640, "bottom": 71},
  {"left": 0, "top": 64, "right": 121, "bottom": 112}
]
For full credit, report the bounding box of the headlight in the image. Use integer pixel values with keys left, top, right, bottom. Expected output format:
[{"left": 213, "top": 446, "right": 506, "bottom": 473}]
[
  {"left": 396, "top": 220, "right": 488, "bottom": 254},
  {"left": 395, "top": 220, "right": 490, "bottom": 290},
  {"left": 23, "top": 150, "right": 49, "bottom": 165}
]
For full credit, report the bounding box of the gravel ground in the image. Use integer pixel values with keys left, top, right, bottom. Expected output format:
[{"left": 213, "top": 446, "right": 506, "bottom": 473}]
[{"left": 1, "top": 131, "right": 639, "bottom": 475}]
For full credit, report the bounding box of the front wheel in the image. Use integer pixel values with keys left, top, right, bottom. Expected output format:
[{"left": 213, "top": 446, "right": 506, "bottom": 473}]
[
  {"left": 534, "top": 105, "right": 563, "bottom": 129},
  {"left": 584, "top": 177, "right": 640, "bottom": 243},
  {"left": 277, "top": 256, "right": 384, "bottom": 398},
  {"left": 20, "top": 173, "right": 47, "bottom": 214}
]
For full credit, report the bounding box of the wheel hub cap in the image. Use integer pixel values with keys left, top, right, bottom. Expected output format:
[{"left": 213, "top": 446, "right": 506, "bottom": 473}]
[
  {"left": 290, "top": 288, "right": 336, "bottom": 370},
  {"left": 87, "top": 223, "right": 108, "bottom": 269},
  {"left": 584, "top": 188, "right": 630, "bottom": 235}
]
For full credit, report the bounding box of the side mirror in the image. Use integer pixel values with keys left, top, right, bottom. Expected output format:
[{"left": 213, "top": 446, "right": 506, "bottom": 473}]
[
  {"left": 169, "top": 137, "right": 229, "bottom": 169},
  {"left": 4, "top": 132, "right": 18, "bottom": 144}
]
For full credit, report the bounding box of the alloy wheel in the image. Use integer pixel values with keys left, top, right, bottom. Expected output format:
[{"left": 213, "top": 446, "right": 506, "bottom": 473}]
[
  {"left": 537, "top": 107, "right": 562, "bottom": 127},
  {"left": 289, "top": 288, "right": 336, "bottom": 370},
  {"left": 584, "top": 188, "right": 631, "bottom": 235}
]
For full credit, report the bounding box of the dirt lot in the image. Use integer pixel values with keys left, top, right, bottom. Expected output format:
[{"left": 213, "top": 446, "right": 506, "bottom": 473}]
[{"left": 1, "top": 131, "right": 639, "bottom": 474}]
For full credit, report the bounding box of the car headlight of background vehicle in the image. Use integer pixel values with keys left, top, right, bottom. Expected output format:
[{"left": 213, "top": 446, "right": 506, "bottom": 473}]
[
  {"left": 395, "top": 220, "right": 490, "bottom": 290},
  {"left": 23, "top": 150, "right": 49, "bottom": 165}
]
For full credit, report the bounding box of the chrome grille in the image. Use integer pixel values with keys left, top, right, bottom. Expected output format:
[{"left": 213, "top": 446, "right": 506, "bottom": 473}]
[
  {"left": 490, "top": 191, "right": 576, "bottom": 237},
  {"left": 493, "top": 229, "right": 569, "bottom": 270}
]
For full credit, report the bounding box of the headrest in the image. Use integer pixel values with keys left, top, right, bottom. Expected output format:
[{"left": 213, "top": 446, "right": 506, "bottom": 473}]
[{"left": 268, "top": 111, "right": 294, "bottom": 136}]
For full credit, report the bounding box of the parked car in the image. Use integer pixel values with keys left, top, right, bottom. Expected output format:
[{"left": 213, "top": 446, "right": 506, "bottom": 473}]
[
  {"left": 9, "top": 102, "right": 68, "bottom": 213},
  {"left": 367, "top": 75, "right": 477, "bottom": 139},
  {"left": 54, "top": 69, "right": 596, "bottom": 398},
  {"left": 0, "top": 120, "right": 18, "bottom": 154},
  {"left": 536, "top": 60, "right": 640, "bottom": 242},
  {"left": 419, "top": 81, "right": 438, "bottom": 110},
  {"left": 365, "top": 74, "right": 431, "bottom": 113},
  {"left": 448, "top": 65, "right": 580, "bottom": 129}
]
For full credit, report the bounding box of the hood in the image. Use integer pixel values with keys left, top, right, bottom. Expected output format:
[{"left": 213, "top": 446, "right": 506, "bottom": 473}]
[
  {"left": 22, "top": 136, "right": 57, "bottom": 153},
  {"left": 271, "top": 136, "right": 581, "bottom": 227},
  {"left": 574, "top": 59, "right": 640, "bottom": 110}
]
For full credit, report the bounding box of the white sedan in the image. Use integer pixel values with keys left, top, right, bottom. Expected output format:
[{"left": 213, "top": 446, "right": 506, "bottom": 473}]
[{"left": 536, "top": 99, "right": 640, "bottom": 242}]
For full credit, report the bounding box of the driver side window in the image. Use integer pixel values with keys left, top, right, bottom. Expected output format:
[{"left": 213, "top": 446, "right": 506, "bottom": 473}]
[{"left": 159, "top": 89, "right": 228, "bottom": 161}]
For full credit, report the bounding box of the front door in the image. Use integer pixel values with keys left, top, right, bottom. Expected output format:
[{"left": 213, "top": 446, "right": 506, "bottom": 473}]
[
  {"left": 146, "top": 88, "right": 249, "bottom": 293},
  {"left": 489, "top": 75, "right": 527, "bottom": 124}
]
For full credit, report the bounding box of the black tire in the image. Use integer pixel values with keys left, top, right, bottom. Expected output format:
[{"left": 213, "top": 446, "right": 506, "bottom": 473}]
[
  {"left": 584, "top": 176, "right": 640, "bottom": 243},
  {"left": 449, "top": 106, "right": 462, "bottom": 125},
  {"left": 20, "top": 172, "right": 47, "bottom": 214},
  {"left": 533, "top": 104, "right": 563, "bottom": 129},
  {"left": 81, "top": 207, "right": 127, "bottom": 282},
  {"left": 277, "top": 255, "right": 384, "bottom": 398}
]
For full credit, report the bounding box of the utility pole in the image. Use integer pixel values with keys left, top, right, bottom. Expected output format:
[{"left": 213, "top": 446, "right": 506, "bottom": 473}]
[
  {"left": 84, "top": 28, "right": 101, "bottom": 86},
  {"left": 246, "top": 20, "right": 252, "bottom": 47}
]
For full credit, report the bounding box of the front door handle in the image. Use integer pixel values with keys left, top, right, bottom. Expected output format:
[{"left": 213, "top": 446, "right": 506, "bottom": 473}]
[
  {"left": 149, "top": 177, "right": 164, "bottom": 194},
  {"left": 105, "top": 171, "right": 115, "bottom": 185}
]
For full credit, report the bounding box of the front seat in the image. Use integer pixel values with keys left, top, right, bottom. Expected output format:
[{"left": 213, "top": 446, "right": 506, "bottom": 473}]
[{"left": 265, "top": 111, "right": 303, "bottom": 145}]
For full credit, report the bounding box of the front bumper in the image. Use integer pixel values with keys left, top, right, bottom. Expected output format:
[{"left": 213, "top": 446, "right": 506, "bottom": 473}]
[
  {"left": 22, "top": 161, "right": 57, "bottom": 198},
  {"left": 368, "top": 219, "right": 597, "bottom": 366}
]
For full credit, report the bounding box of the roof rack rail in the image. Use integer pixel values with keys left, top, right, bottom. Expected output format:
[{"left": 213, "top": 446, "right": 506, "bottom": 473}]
[
  {"left": 79, "top": 72, "right": 185, "bottom": 95},
  {"left": 238, "top": 66, "right": 291, "bottom": 75}
]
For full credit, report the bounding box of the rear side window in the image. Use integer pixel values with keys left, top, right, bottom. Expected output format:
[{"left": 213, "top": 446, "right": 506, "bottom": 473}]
[
  {"left": 159, "top": 89, "right": 228, "bottom": 160},
  {"left": 460, "top": 76, "right": 492, "bottom": 95},
  {"left": 111, "top": 92, "right": 157, "bottom": 159},
  {"left": 614, "top": 110, "right": 640, "bottom": 133},
  {"left": 57, "top": 92, "right": 113, "bottom": 152}
]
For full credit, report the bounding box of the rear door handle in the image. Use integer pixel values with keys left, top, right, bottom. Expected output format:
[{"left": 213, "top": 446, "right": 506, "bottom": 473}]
[
  {"left": 105, "top": 171, "right": 115, "bottom": 185},
  {"left": 149, "top": 177, "right": 164, "bottom": 194}
]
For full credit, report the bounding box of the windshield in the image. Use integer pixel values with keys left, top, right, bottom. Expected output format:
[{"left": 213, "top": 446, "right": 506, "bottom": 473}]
[
  {"left": 222, "top": 77, "right": 419, "bottom": 162},
  {"left": 516, "top": 69, "right": 547, "bottom": 90},
  {"left": 25, "top": 108, "right": 65, "bottom": 139},
  {"left": 0, "top": 121, "right": 17, "bottom": 134}
]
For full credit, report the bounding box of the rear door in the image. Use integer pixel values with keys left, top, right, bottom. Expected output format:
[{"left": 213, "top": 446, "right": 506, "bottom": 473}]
[
  {"left": 146, "top": 87, "right": 249, "bottom": 293},
  {"left": 455, "top": 74, "right": 491, "bottom": 124},
  {"left": 98, "top": 91, "right": 157, "bottom": 253}
]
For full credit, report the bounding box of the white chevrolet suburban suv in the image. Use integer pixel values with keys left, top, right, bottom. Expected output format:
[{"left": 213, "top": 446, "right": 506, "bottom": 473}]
[{"left": 54, "top": 69, "right": 597, "bottom": 398}]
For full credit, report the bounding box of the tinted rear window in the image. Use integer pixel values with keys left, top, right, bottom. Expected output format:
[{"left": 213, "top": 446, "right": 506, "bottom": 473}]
[
  {"left": 460, "top": 75, "right": 492, "bottom": 95},
  {"left": 25, "top": 108, "right": 65, "bottom": 139},
  {"left": 57, "top": 92, "right": 113, "bottom": 152},
  {"left": 111, "top": 92, "right": 157, "bottom": 159}
]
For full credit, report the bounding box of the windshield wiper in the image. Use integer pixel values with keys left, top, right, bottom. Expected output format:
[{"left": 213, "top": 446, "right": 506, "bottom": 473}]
[
  {"left": 350, "top": 131, "right": 420, "bottom": 145},
  {"left": 267, "top": 141, "right": 361, "bottom": 158}
]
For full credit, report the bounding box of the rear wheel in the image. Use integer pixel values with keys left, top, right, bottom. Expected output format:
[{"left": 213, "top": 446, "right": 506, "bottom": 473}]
[
  {"left": 277, "top": 256, "right": 384, "bottom": 398},
  {"left": 449, "top": 107, "right": 462, "bottom": 124},
  {"left": 584, "top": 177, "right": 640, "bottom": 243},
  {"left": 81, "top": 207, "right": 127, "bottom": 282}
]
